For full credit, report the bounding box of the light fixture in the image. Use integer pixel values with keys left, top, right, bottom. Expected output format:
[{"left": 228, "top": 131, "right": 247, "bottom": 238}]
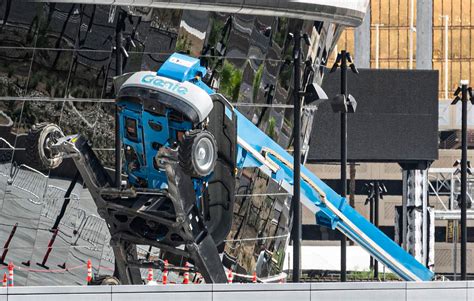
[
  {"left": 330, "top": 94, "right": 347, "bottom": 113},
  {"left": 469, "top": 87, "right": 474, "bottom": 105},
  {"left": 346, "top": 52, "right": 359, "bottom": 74},
  {"left": 347, "top": 94, "right": 358, "bottom": 113},
  {"left": 330, "top": 53, "right": 342, "bottom": 73},
  {"left": 330, "top": 94, "right": 357, "bottom": 113},
  {"left": 452, "top": 96, "right": 461, "bottom": 105},
  {"left": 303, "top": 81, "right": 328, "bottom": 105}
]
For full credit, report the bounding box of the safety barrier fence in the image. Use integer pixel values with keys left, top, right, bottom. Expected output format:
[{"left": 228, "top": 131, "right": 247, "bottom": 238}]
[
  {"left": 72, "top": 215, "right": 108, "bottom": 251},
  {"left": 0, "top": 163, "right": 112, "bottom": 263},
  {"left": 10, "top": 164, "right": 48, "bottom": 205},
  {"left": 41, "top": 185, "right": 83, "bottom": 231}
]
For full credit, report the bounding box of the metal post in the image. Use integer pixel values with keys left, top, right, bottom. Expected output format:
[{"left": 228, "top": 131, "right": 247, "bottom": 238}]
[
  {"left": 369, "top": 192, "right": 374, "bottom": 270},
  {"left": 292, "top": 31, "right": 302, "bottom": 283},
  {"left": 402, "top": 170, "right": 408, "bottom": 250},
  {"left": 374, "top": 181, "right": 379, "bottom": 279},
  {"left": 52, "top": 172, "right": 80, "bottom": 230},
  {"left": 422, "top": 170, "right": 428, "bottom": 267},
  {"left": 408, "top": 0, "right": 415, "bottom": 69},
  {"left": 115, "top": 109, "right": 121, "bottom": 188},
  {"left": 0, "top": 223, "right": 18, "bottom": 265},
  {"left": 114, "top": 10, "right": 124, "bottom": 188},
  {"left": 460, "top": 81, "right": 468, "bottom": 280},
  {"left": 36, "top": 229, "right": 59, "bottom": 269},
  {"left": 115, "top": 11, "right": 124, "bottom": 77},
  {"left": 454, "top": 220, "right": 458, "bottom": 280},
  {"left": 340, "top": 50, "right": 348, "bottom": 282}
]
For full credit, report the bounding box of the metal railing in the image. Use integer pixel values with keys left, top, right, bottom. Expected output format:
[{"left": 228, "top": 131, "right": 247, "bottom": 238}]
[
  {"left": 10, "top": 164, "right": 49, "bottom": 205},
  {"left": 73, "top": 214, "right": 108, "bottom": 251}
]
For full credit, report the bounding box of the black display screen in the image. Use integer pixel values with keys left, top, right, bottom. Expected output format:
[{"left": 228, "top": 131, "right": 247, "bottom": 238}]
[{"left": 307, "top": 69, "right": 439, "bottom": 163}]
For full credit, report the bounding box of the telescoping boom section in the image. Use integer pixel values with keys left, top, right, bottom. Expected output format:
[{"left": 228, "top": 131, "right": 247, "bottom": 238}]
[{"left": 234, "top": 110, "right": 434, "bottom": 282}]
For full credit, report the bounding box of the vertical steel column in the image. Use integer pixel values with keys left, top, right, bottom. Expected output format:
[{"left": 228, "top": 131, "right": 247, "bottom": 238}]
[
  {"left": 422, "top": 169, "right": 428, "bottom": 266},
  {"left": 369, "top": 194, "right": 374, "bottom": 270},
  {"left": 292, "top": 31, "right": 302, "bottom": 283},
  {"left": 340, "top": 50, "right": 348, "bottom": 282},
  {"left": 115, "top": 10, "right": 124, "bottom": 76},
  {"left": 460, "top": 82, "right": 468, "bottom": 280},
  {"left": 374, "top": 181, "right": 379, "bottom": 279},
  {"left": 454, "top": 220, "right": 458, "bottom": 280},
  {"left": 402, "top": 170, "right": 408, "bottom": 250},
  {"left": 114, "top": 10, "right": 124, "bottom": 188}
]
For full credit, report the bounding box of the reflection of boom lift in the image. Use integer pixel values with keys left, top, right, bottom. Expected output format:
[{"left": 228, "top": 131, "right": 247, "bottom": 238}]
[{"left": 27, "top": 53, "right": 434, "bottom": 283}]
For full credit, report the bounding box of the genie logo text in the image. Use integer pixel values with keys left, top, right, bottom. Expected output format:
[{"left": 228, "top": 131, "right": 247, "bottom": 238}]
[{"left": 141, "top": 75, "right": 188, "bottom": 95}]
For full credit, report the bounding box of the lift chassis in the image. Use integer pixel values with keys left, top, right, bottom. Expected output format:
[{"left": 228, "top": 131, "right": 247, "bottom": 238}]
[{"left": 53, "top": 135, "right": 227, "bottom": 284}]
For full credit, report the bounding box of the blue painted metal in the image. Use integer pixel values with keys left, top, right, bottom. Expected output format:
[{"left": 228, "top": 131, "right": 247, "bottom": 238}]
[
  {"left": 157, "top": 53, "right": 207, "bottom": 83},
  {"left": 120, "top": 53, "right": 434, "bottom": 281},
  {"left": 117, "top": 99, "right": 193, "bottom": 189}
]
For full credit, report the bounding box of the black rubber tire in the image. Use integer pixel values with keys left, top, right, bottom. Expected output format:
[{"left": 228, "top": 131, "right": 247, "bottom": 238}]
[
  {"left": 25, "top": 123, "right": 63, "bottom": 171},
  {"left": 178, "top": 130, "right": 217, "bottom": 178},
  {"left": 100, "top": 276, "right": 121, "bottom": 285},
  {"left": 88, "top": 275, "right": 121, "bottom": 286}
]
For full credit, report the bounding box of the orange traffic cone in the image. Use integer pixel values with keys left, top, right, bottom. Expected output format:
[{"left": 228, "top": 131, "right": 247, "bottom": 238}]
[
  {"left": 86, "top": 259, "right": 92, "bottom": 283},
  {"left": 183, "top": 262, "right": 190, "bottom": 284},
  {"left": 227, "top": 269, "right": 233, "bottom": 284},
  {"left": 7, "top": 262, "right": 13, "bottom": 287},
  {"left": 162, "top": 260, "right": 168, "bottom": 285},
  {"left": 193, "top": 272, "right": 202, "bottom": 284},
  {"left": 2, "top": 273, "right": 6, "bottom": 287},
  {"left": 252, "top": 272, "right": 257, "bottom": 283},
  {"left": 147, "top": 268, "right": 154, "bottom": 283}
]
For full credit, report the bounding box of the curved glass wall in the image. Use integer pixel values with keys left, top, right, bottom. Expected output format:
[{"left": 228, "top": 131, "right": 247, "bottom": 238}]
[{"left": 0, "top": 2, "right": 351, "bottom": 284}]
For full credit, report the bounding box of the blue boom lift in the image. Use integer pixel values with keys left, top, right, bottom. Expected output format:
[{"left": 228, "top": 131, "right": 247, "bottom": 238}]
[{"left": 30, "top": 53, "right": 434, "bottom": 284}]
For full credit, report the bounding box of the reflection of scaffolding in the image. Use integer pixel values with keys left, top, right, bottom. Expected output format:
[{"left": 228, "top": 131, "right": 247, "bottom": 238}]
[{"left": 428, "top": 168, "right": 474, "bottom": 213}]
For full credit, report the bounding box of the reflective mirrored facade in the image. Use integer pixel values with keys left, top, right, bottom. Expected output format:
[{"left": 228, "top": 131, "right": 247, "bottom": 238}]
[{"left": 0, "top": 2, "right": 351, "bottom": 284}]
